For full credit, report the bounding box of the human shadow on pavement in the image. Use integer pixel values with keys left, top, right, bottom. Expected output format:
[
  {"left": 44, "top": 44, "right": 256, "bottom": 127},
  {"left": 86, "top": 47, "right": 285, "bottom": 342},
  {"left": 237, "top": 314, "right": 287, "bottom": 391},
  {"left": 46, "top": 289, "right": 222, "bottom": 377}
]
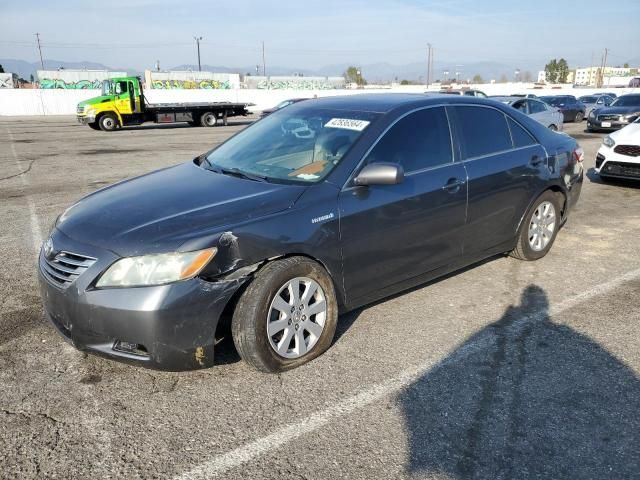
[{"left": 400, "top": 285, "right": 640, "bottom": 479}]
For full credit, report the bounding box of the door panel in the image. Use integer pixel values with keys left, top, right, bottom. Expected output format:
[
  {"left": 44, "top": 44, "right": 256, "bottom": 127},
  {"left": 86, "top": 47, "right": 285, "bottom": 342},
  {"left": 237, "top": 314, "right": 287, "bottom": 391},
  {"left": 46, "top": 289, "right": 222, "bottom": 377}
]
[
  {"left": 114, "top": 81, "right": 133, "bottom": 115},
  {"left": 339, "top": 163, "right": 467, "bottom": 301}
]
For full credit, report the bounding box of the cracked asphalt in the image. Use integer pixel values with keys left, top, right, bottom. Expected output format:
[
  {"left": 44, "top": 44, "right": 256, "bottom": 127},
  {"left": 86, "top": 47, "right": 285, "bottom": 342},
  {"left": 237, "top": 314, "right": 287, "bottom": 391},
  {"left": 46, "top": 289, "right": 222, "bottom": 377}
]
[{"left": 1, "top": 115, "right": 639, "bottom": 480}]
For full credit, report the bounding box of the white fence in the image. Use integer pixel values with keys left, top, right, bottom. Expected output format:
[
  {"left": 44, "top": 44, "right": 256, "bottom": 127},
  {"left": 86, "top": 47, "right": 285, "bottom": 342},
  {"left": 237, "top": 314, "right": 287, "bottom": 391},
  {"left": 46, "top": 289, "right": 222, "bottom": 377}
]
[{"left": 1, "top": 84, "right": 639, "bottom": 116}]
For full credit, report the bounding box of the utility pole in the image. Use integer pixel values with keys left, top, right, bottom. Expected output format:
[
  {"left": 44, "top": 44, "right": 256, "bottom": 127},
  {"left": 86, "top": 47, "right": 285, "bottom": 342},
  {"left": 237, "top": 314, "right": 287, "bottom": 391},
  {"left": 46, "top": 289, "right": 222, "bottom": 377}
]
[
  {"left": 194, "top": 36, "right": 203, "bottom": 71},
  {"left": 601, "top": 47, "right": 609, "bottom": 88},
  {"left": 262, "top": 41, "right": 266, "bottom": 77},
  {"left": 35, "top": 33, "right": 44, "bottom": 70},
  {"left": 426, "top": 43, "right": 432, "bottom": 88}
]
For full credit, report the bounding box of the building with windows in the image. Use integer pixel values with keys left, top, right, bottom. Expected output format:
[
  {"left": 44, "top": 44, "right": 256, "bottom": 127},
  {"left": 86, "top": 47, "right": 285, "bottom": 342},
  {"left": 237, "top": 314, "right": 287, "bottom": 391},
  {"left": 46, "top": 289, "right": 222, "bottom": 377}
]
[{"left": 574, "top": 66, "right": 639, "bottom": 86}]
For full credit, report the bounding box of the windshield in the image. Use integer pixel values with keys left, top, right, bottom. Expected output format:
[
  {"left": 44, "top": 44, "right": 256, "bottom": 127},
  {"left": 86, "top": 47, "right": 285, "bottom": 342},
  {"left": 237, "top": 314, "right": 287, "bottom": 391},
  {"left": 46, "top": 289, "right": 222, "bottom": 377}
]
[
  {"left": 579, "top": 96, "right": 597, "bottom": 103},
  {"left": 540, "top": 97, "right": 566, "bottom": 106},
  {"left": 205, "top": 106, "right": 379, "bottom": 184},
  {"left": 101, "top": 80, "right": 112, "bottom": 96},
  {"left": 611, "top": 95, "right": 640, "bottom": 107}
]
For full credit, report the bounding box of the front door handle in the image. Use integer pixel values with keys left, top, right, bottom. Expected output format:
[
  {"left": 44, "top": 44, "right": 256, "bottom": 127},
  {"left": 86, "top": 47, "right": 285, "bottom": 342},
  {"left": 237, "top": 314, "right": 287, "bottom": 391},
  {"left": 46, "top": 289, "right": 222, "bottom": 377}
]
[{"left": 442, "top": 178, "right": 466, "bottom": 192}]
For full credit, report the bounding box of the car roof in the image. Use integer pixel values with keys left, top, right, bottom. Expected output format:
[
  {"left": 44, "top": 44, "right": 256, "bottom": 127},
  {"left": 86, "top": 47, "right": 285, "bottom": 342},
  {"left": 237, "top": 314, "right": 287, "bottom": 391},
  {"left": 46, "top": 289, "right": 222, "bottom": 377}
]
[{"left": 305, "top": 93, "right": 493, "bottom": 113}]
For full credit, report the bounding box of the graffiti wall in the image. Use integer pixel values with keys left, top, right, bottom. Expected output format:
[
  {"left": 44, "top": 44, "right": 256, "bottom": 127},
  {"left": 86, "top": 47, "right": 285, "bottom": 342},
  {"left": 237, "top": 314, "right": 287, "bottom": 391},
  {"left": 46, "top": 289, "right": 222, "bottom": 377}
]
[
  {"left": 0, "top": 73, "right": 18, "bottom": 89},
  {"left": 245, "top": 76, "right": 346, "bottom": 90},
  {"left": 145, "top": 70, "right": 240, "bottom": 89},
  {"left": 37, "top": 70, "right": 127, "bottom": 89}
]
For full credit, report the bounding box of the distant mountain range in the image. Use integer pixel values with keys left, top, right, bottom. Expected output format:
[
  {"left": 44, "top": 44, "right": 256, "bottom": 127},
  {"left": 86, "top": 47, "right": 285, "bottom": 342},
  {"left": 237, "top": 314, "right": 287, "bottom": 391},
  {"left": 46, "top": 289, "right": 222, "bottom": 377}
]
[{"left": 3, "top": 57, "right": 639, "bottom": 84}]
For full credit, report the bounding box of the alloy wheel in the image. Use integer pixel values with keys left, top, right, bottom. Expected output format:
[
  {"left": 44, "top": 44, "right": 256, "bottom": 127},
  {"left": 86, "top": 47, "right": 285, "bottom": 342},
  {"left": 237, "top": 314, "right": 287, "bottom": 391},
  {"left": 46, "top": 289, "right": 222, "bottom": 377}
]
[{"left": 528, "top": 201, "right": 556, "bottom": 251}]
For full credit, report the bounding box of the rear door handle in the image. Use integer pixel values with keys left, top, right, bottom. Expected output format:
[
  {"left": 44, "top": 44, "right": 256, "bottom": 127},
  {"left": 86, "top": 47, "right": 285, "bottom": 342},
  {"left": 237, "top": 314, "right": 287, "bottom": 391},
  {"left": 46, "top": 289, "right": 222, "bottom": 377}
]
[{"left": 442, "top": 178, "right": 466, "bottom": 192}]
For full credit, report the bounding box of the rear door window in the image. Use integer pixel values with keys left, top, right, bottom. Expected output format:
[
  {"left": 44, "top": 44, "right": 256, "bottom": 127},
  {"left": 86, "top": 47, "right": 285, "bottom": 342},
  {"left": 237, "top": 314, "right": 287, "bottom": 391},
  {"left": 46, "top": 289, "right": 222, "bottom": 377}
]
[
  {"left": 365, "top": 107, "right": 453, "bottom": 173},
  {"left": 528, "top": 100, "right": 547, "bottom": 114},
  {"left": 451, "top": 106, "right": 512, "bottom": 159},
  {"left": 507, "top": 118, "right": 536, "bottom": 148}
]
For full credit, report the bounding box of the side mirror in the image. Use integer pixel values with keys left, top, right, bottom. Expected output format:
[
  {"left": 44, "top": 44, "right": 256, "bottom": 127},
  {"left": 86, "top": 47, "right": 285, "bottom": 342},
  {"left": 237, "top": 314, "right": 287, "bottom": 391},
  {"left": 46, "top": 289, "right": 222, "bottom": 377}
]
[{"left": 353, "top": 163, "right": 404, "bottom": 186}]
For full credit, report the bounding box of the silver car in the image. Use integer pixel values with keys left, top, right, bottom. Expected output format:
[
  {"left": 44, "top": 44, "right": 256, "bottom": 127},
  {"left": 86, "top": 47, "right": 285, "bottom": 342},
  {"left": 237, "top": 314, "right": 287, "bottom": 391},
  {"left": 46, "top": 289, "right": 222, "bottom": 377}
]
[
  {"left": 578, "top": 94, "right": 615, "bottom": 118},
  {"left": 492, "top": 96, "right": 564, "bottom": 131}
]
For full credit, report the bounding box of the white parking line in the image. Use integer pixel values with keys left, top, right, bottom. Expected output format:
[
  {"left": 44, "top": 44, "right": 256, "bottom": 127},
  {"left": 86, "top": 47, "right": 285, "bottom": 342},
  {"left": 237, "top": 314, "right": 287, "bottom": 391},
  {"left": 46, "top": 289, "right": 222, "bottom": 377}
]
[
  {"left": 175, "top": 266, "right": 640, "bottom": 480},
  {"left": 7, "top": 129, "right": 43, "bottom": 257}
]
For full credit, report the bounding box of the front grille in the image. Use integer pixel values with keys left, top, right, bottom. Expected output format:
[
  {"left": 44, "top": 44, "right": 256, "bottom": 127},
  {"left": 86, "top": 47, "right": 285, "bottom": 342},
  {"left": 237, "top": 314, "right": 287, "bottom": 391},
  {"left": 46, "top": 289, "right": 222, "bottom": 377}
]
[
  {"left": 602, "top": 161, "right": 640, "bottom": 179},
  {"left": 597, "top": 114, "right": 621, "bottom": 121},
  {"left": 77, "top": 105, "right": 85, "bottom": 114},
  {"left": 41, "top": 251, "right": 96, "bottom": 288},
  {"left": 614, "top": 144, "right": 640, "bottom": 157}
]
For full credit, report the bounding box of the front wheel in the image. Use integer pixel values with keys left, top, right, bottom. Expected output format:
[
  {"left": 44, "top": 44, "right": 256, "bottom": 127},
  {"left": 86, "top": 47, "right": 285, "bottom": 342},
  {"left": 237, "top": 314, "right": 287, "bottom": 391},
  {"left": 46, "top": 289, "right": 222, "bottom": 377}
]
[
  {"left": 98, "top": 113, "right": 119, "bottom": 131},
  {"left": 232, "top": 257, "right": 338, "bottom": 372},
  {"left": 88, "top": 122, "right": 101, "bottom": 131},
  {"left": 200, "top": 111, "right": 217, "bottom": 127},
  {"left": 575, "top": 111, "right": 584, "bottom": 122},
  {"left": 510, "top": 191, "right": 562, "bottom": 261}
]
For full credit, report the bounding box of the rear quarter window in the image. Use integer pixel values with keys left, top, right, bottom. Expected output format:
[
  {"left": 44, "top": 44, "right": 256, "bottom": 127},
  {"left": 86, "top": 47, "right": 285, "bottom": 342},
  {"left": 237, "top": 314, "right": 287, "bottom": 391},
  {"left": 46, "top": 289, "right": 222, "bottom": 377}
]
[
  {"left": 507, "top": 117, "right": 536, "bottom": 148},
  {"left": 452, "top": 106, "right": 512, "bottom": 159}
]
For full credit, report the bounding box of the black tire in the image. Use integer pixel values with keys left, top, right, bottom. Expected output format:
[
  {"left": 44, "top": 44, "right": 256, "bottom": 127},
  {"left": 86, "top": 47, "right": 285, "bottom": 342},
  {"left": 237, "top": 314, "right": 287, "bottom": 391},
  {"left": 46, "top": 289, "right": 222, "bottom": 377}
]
[
  {"left": 200, "top": 111, "right": 217, "bottom": 127},
  {"left": 232, "top": 257, "right": 338, "bottom": 373},
  {"left": 88, "top": 122, "right": 101, "bottom": 131},
  {"left": 575, "top": 111, "right": 584, "bottom": 122},
  {"left": 98, "top": 113, "right": 118, "bottom": 132},
  {"left": 510, "top": 190, "right": 562, "bottom": 261}
]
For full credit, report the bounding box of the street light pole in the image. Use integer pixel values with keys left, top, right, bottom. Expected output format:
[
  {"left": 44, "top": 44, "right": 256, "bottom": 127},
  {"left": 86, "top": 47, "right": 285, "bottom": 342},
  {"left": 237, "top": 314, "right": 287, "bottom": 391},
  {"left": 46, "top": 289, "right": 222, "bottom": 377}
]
[{"left": 194, "top": 36, "right": 203, "bottom": 72}]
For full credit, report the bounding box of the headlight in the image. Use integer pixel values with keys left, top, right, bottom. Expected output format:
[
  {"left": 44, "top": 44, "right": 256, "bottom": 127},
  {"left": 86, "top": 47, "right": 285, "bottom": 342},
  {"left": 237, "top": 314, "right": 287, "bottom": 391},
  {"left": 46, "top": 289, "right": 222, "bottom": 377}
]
[
  {"left": 589, "top": 110, "right": 596, "bottom": 118},
  {"left": 603, "top": 136, "right": 615, "bottom": 148},
  {"left": 86, "top": 108, "right": 96, "bottom": 116},
  {"left": 623, "top": 113, "right": 639, "bottom": 121},
  {"left": 96, "top": 248, "right": 217, "bottom": 288}
]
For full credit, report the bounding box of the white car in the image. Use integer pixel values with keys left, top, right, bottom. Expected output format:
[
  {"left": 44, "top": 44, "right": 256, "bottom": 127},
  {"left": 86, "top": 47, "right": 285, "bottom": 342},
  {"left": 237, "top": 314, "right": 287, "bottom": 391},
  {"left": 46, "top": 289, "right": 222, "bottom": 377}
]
[{"left": 595, "top": 117, "right": 640, "bottom": 181}]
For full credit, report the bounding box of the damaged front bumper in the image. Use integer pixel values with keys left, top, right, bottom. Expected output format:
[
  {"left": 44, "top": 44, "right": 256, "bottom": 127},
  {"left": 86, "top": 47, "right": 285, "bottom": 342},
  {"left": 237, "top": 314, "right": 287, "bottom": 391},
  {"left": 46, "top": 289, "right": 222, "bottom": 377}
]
[{"left": 38, "top": 229, "right": 249, "bottom": 371}]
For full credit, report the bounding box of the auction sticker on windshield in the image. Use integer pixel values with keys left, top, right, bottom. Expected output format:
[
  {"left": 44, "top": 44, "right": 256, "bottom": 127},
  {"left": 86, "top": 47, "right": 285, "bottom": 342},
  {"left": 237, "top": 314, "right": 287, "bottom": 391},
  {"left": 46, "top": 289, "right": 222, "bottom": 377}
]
[{"left": 324, "top": 118, "right": 370, "bottom": 131}]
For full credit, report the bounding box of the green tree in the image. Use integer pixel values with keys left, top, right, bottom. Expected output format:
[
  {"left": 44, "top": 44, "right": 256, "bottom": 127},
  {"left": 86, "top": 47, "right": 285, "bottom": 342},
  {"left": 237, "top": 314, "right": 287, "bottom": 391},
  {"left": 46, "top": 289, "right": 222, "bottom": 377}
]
[
  {"left": 344, "top": 66, "right": 366, "bottom": 86},
  {"left": 624, "top": 63, "right": 630, "bottom": 68},
  {"left": 0, "top": 64, "right": 4, "bottom": 73},
  {"left": 544, "top": 59, "right": 558, "bottom": 83},
  {"left": 400, "top": 79, "right": 410, "bottom": 85},
  {"left": 472, "top": 74, "right": 483, "bottom": 83},
  {"left": 30, "top": 74, "right": 35, "bottom": 83},
  {"left": 557, "top": 58, "right": 569, "bottom": 83}
]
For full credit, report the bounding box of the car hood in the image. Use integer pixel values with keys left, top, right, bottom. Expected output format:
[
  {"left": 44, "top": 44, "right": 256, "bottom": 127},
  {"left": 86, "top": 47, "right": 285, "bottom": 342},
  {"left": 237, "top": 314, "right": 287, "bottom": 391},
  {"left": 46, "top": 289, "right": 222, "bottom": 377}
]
[
  {"left": 610, "top": 122, "right": 640, "bottom": 143},
  {"left": 56, "top": 161, "right": 306, "bottom": 256},
  {"left": 595, "top": 106, "right": 640, "bottom": 115}
]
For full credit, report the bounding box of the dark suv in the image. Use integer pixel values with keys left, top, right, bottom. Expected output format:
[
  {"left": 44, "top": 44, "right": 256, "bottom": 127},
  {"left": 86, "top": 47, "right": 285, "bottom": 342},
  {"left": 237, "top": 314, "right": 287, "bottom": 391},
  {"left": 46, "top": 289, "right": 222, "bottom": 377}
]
[
  {"left": 587, "top": 94, "right": 640, "bottom": 132},
  {"left": 539, "top": 95, "right": 586, "bottom": 122},
  {"left": 39, "top": 94, "right": 584, "bottom": 372}
]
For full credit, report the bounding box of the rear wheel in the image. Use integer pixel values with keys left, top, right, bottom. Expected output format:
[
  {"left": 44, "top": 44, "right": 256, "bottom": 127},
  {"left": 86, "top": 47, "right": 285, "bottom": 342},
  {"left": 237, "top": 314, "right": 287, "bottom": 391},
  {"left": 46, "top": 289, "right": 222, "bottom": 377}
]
[
  {"left": 510, "top": 191, "right": 562, "bottom": 261},
  {"left": 232, "top": 257, "right": 338, "bottom": 372},
  {"left": 98, "top": 113, "right": 118, "bottom": 132},
  {"left": 575, "top": 111, "right": 584, "bottom": 122},
  {"left": 200, "top": 112, "right": 217, "bottom": 127}
]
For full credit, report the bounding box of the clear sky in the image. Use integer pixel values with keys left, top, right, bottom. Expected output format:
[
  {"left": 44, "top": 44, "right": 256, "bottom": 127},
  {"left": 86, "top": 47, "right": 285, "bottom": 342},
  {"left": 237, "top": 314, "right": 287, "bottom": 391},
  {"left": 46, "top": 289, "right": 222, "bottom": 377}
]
[{"left": 1, "top": 0, "right": 638, "bottom": 71}]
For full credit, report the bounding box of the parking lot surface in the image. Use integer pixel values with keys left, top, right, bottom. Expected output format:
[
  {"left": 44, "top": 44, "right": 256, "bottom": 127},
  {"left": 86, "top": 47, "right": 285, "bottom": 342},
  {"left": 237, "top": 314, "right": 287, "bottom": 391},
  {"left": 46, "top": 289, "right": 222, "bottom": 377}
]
[{"left": 1, "top": 116, "right": 639, "bottom": 479}]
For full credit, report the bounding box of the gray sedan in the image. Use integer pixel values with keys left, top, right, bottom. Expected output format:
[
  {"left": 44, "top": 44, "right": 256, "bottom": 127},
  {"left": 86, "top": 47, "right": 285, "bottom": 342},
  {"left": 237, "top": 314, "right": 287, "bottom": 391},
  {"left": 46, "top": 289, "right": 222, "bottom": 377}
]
[
  {"left": 492, "top": 97, "right": 564, "bottom": 131},
  {"left": 578, "top": 94, "right": 615, "bottom": 118}
]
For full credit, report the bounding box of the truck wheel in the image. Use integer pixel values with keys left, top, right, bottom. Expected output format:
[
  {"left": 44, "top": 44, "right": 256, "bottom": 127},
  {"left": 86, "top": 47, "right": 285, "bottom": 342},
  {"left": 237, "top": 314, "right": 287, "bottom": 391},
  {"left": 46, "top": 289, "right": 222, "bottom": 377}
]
[
  {"left": 200, "top": 112, "right": 217, "bottom": 127},
  {"left": 232, "top": 257, "right": 338, "bottom": 373},
  {"left": 98, "top": 113, "right": 119, "bottom": 132},
  {"left": 88, "top": 122, "right": 101, "bottom": 131}
]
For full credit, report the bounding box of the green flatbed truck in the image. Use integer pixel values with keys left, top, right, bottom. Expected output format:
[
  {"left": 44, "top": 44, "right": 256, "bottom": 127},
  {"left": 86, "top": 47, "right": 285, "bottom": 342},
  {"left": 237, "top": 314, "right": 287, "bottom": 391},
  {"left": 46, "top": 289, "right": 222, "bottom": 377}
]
[{"left": 76, "top": 76, "right": 253, "bottom": 131}]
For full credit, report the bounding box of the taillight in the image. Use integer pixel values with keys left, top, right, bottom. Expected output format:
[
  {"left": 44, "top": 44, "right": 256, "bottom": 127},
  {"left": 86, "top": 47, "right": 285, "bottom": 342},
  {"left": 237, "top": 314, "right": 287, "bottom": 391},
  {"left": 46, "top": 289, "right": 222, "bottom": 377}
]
[{"left": 573, "top": 146, "right": 584, "bottom": 163}]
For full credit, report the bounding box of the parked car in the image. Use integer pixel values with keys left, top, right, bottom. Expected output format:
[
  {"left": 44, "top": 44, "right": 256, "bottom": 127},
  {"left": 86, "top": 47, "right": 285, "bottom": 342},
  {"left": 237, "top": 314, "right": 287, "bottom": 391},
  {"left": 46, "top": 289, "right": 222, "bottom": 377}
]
[
  {"left": 491, "top": 96, "right": 564, "bottom": 131},
  {"left": 260, "top": 98, "right": 308, "bottom": 118},
  {"left": 539, "top": 95, "right": 586, "bottom": 122},
  {"left": 39, "top": 94, "right": 583, "bottom": 372},
  {"left": 510, "top": 93, "right": 538, "bottom": 98},
  {"left": 578, "top": 94, "right": 615, "bottom": 118},
  {"left": 595, "top": 117, "right": 640, "bottom": 181},
  {"left": 438, "top": 89, "right": 488, "bottom": 97},
  {"left": 587, "top": 94, "right": 640, "bottom": 132}
]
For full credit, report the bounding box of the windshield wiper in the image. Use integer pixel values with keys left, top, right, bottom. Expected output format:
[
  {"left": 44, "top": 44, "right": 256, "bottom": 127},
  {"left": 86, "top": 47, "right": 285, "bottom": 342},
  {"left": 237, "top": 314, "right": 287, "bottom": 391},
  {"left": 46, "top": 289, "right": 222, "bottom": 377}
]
[{"left": 220, "top": 167, "right": 269, "bottom": 182}]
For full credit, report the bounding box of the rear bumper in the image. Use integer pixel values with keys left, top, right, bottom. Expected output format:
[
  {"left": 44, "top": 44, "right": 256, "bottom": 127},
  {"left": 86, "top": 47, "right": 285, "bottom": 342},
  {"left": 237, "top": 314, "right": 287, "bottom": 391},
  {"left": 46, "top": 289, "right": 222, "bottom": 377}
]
[{"left": 38, "top": 229, "right": 246, "bottom": 371}]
